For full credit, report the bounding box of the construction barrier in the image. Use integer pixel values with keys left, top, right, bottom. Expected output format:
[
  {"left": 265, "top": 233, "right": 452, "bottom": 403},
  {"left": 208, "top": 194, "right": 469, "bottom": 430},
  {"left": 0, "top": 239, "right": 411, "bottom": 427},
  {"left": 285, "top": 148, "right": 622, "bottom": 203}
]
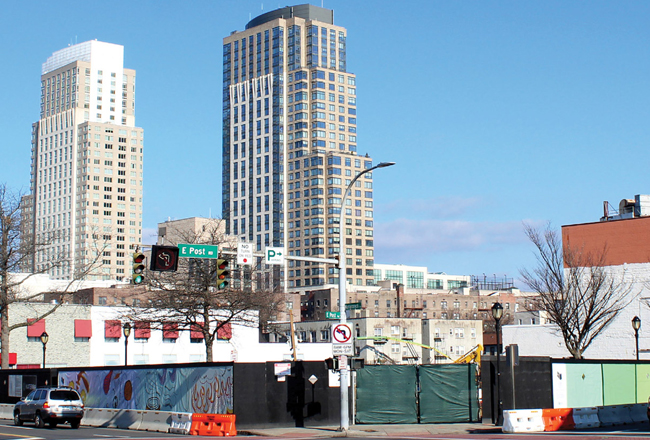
[
  {"left": 542, "top": 408, "right": 575, "bottom": 431},
  {"left": 139, "top": 410, "right": 172, "bottom": 433},
  {"left": 572, "top": 407, "right": 600, "bottom": 429},
  {"left": 81, "top": 408, "right": 113, "bottom": 427},
  {"left": 502, "top": 409, "right": 545, "bottom": 433},
  {"left": 109, "top": 409, "right": 144, "bottom": 430},
  {"left": 0, "top": 404, "right": 13, "bottom": 420},
  {"left": 190, "top": 413, "right": 237, "bottom": 436},
  {"left": 629, "top": 403, "right": 647, "bottom": 423},
  {"left": 598, "top": 405, "right": 634, "bottom": 427},
  {"left": 169, "top": 412, "right": 193, "bottom": 435}
]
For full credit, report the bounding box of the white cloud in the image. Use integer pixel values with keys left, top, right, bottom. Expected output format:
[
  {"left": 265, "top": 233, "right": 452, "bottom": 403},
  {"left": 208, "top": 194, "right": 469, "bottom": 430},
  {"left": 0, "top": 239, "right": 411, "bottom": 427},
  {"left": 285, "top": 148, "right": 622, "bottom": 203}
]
[{"left": 375, "top": 218, "right": 529, "bottom": 254}]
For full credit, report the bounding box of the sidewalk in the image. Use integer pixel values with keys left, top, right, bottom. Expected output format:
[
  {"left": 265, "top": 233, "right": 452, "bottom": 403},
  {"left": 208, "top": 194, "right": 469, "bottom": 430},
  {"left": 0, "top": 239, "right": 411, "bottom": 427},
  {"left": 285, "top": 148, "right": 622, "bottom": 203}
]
[{"left": 239, "top": 422, "right": 502, "bottom": 437}]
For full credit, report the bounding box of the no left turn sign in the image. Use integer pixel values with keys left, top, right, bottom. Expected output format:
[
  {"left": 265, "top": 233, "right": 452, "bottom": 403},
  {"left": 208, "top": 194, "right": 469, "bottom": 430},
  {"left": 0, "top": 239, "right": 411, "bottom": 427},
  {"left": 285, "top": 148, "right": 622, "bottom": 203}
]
[{"left": 332, "top": 324, "right": 352, "bottom": 344}]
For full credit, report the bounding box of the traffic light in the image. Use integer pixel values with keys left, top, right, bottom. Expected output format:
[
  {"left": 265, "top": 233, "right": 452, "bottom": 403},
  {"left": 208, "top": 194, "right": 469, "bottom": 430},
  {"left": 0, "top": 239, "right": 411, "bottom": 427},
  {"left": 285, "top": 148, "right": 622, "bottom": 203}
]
[
  {"left": 132, "top": 251, "right": 146, "bottom": 284},
  {"left": 324, "top": 357, "right": 339, "bottom": 370},
  {"left": 150, "top": 245, "right": 179, "bottom": 271},
  {"left": 216, "top": 258, "right": 230, "bottom": 289}
]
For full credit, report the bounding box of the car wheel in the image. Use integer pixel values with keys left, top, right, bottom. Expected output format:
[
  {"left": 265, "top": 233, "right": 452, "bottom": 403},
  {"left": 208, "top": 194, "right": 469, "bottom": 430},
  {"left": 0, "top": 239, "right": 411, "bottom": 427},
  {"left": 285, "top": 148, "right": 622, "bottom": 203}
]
[
  {"left": 70, "top": 420, "right": 80, "bottom": 429},
  {"left": 13, "top": 412, "right": 23, "bottom": 426},
  {"left": 49, "top": 421, "right": 58, "bottom": 428},
  {"left": 34, "top": 413, "right": 45, "bottom": 428}
]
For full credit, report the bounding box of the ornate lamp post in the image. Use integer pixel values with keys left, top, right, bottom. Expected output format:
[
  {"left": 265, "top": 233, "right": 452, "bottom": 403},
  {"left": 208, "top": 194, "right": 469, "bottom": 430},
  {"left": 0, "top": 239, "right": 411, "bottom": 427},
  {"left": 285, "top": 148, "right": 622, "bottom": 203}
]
[
  {"left": 491, "top": 302, "right": 504, "bottom": 426},
  {"left": 123, "top": 322, "right": 131, "bottom": 366},
  {"left": 632, "top": 316, "right": 641, "bottom": 361},
  {"left": 40, "top": 331, "right": 49, "bottom": 369}
]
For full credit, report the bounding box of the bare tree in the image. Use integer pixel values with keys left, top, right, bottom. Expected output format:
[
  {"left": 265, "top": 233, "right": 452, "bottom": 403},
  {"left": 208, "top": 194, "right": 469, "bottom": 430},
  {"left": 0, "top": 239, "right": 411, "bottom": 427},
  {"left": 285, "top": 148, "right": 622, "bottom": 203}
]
[
  {"left": 132, "top": 219, "right": 283, "bottom": 362},
  {"left": 520, "top": 223, "right": 634, "bottom": 359},
  {"left": 0, "top": 184, "right": 107, "bottom": 368}
]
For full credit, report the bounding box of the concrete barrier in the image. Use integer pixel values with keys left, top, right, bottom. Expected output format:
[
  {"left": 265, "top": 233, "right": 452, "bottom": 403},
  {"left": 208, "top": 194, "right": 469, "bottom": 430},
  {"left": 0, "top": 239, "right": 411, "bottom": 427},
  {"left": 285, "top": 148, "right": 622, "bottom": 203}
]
[
  {"left": 109, "top": 409, "right": 144, "bottom": 430},
  {"left": 169, "top": 412, "right": 193, "bottom": 434},
  {"left": 628, "top": 404, "right": 647, "bottom": 423},
  {"left": 0, "top": 404, "right": 14, "bottom": 420},
  {"left": 502, "top": 409, "right": 545, "bottom": 433},
  {"left": 138, "top": 410, "right": 172, "bottom": 433},
  {"left": 81, "top": 408, "right": 113, "bottom": 427},
  {"left": 597, "top": 405, "right": 634, "bottom": 426},
  {"left": 573, "top": 407, "right": 600, "bottom": 429}
]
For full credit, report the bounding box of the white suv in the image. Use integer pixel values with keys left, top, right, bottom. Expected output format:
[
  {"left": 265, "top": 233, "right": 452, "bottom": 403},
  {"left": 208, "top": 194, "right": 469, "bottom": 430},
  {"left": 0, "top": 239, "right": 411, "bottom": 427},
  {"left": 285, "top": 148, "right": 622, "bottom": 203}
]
[{"left": 14, "top": 387, "right": 84, "bottom": 429}]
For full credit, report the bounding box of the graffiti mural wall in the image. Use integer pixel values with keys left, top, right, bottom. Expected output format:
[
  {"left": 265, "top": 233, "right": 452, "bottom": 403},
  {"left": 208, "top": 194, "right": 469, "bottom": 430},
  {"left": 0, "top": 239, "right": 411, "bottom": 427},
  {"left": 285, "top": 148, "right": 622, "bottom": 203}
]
[{"left": 59, "top": 366, "right": 233, "bottom": 413}]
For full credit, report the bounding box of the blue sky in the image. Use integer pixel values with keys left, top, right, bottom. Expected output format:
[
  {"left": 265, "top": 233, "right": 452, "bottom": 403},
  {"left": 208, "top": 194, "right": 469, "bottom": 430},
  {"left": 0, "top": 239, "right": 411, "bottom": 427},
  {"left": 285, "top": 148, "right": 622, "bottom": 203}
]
[{"left": 2, "top": 1, "right": 650, "bottom": 286}]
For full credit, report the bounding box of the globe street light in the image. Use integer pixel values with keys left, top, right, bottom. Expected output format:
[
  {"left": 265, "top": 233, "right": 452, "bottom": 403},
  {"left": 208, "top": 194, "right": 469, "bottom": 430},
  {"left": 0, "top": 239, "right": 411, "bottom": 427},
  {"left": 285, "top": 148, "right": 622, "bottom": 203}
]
[
  {"left": 40, "top": 331, "right": 49, "bottom": 369},
  {"left": 123, "top": 322, "right": 131, "bottom": 366},
  {"left": 491, "top": 302, "right": 504, "bottom": 426},
  {"left": 632, "top": 316, "right": 641, "bottom": 361},
  {"left": 338, "top": 161, "right": 394, "bottom": 431}
]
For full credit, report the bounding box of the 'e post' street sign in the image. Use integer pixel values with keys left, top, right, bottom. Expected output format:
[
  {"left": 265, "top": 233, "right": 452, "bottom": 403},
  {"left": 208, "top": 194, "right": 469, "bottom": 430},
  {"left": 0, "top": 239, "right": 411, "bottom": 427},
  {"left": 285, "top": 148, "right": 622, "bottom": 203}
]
[
  {"left": 178, "top": 244, "right": 219, "bottom": 259},
  {"left": 325, "top": 311, "right": 340, "bottom": 319}
]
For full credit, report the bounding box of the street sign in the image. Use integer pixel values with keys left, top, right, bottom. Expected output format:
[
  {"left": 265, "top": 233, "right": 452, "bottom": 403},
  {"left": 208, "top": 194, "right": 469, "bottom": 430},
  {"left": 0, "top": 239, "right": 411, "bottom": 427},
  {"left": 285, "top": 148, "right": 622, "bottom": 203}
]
[
  {"left": 178, "top": 243, "right": 219, "bottom": 259},
  {"left": 332, "top": 324, "right": 352, "bottom": 343},
  {"left": 332, "top": 344, "right": 354, "bottom": 355},
  {"left": 345, "top": 302, "right": 362, "bottom": 310},
  {"left": 332, "top": 323, "right": 354, "bottom": 357},
  {"left": 266, "top": 247, "right": 285, "bottom": 264},
  {"left": 326, "top": 311, "right": 340, "bottom": 320},
  {"left": 237, "top": 242, "right": 253, "bottom": 265}
]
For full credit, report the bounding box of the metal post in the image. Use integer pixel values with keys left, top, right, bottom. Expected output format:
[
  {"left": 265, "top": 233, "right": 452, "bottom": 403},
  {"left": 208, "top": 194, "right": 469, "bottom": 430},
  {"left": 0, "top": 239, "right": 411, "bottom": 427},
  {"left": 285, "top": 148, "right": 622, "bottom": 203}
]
[
  {"left": 337, "top": 162, "right": 394, "bottom": 431},
  {"left": 496, "top": 320, "right": 503, "bottom": 426},
  {"left": 491, "top": 302, "right": 503, "bottom": 427}
]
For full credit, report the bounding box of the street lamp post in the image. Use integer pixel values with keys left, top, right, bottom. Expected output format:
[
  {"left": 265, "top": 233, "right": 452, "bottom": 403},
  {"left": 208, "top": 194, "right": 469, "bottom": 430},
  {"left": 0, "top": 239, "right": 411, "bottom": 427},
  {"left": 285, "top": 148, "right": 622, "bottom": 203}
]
[
  {"left": 491, "top": 302, "right": 504, "bottom": 426},
  {"left": 40, "top": 331, "right": 49, "bottom": 369},
  {"left": 632, "top": 316, "right": 641, "bottom": 361},
  {"left": 123, "top": 322, "right": 131, "bottom": 366},
  {"left": 338, "top": 161, "right": 394, "bottom": 431}
]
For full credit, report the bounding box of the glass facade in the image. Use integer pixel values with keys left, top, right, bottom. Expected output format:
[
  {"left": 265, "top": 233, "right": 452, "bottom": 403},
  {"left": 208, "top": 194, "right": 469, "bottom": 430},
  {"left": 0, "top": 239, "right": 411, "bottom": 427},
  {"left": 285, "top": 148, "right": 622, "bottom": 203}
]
[{"left": 223, "top": 6, "right": 373, "bottom": 288}]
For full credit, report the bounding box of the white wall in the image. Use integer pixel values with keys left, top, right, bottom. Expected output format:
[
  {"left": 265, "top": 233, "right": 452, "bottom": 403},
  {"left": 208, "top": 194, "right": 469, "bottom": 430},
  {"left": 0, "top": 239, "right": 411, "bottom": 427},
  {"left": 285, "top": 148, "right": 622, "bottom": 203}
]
[
  {"left": 503, "top": 262, "right": 650, "bottom": 360},
  {"left": 88, "top": 306, "right": 333, "bottom": 366}
]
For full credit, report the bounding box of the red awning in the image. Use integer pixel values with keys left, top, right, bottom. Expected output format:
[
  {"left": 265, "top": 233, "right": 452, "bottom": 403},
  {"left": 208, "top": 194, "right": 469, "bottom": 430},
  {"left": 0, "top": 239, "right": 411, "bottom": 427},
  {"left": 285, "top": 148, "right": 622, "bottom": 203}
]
[
  {"left": 190, "top": 322, "right": 204, "bottom": 339},
  {"left": 163, "top": 323, "right": 178, "bottom": 339},
  {"left": 74, "top": 320, "right": 92, "bottom": 338},
  {"left": 217, "top": 323, "right": 232, "bottom": 340},
  {"left": 134, "top": 321, "right": 150, "bottom": 338},
  {"left": 104, "top": 320, "right": 121, "bottom": 338},
  {"left": 27, "top": 319, "right": 45, "bottom": 338}
]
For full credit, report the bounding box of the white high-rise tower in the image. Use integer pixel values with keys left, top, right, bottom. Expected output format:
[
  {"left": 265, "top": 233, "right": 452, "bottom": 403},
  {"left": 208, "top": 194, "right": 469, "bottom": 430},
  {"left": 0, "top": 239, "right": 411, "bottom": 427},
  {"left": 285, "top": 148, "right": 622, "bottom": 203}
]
[{"left": 27, "top": 40, "right": 144, "bottom": 281}]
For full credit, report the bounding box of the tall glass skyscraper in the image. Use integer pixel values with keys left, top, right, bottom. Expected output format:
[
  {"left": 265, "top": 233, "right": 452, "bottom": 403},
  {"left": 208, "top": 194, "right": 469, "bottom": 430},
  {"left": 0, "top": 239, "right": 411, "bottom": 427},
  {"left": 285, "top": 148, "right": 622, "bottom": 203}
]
[{"left": 223, "top": 5, "right": 376, "bottom": 288}]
